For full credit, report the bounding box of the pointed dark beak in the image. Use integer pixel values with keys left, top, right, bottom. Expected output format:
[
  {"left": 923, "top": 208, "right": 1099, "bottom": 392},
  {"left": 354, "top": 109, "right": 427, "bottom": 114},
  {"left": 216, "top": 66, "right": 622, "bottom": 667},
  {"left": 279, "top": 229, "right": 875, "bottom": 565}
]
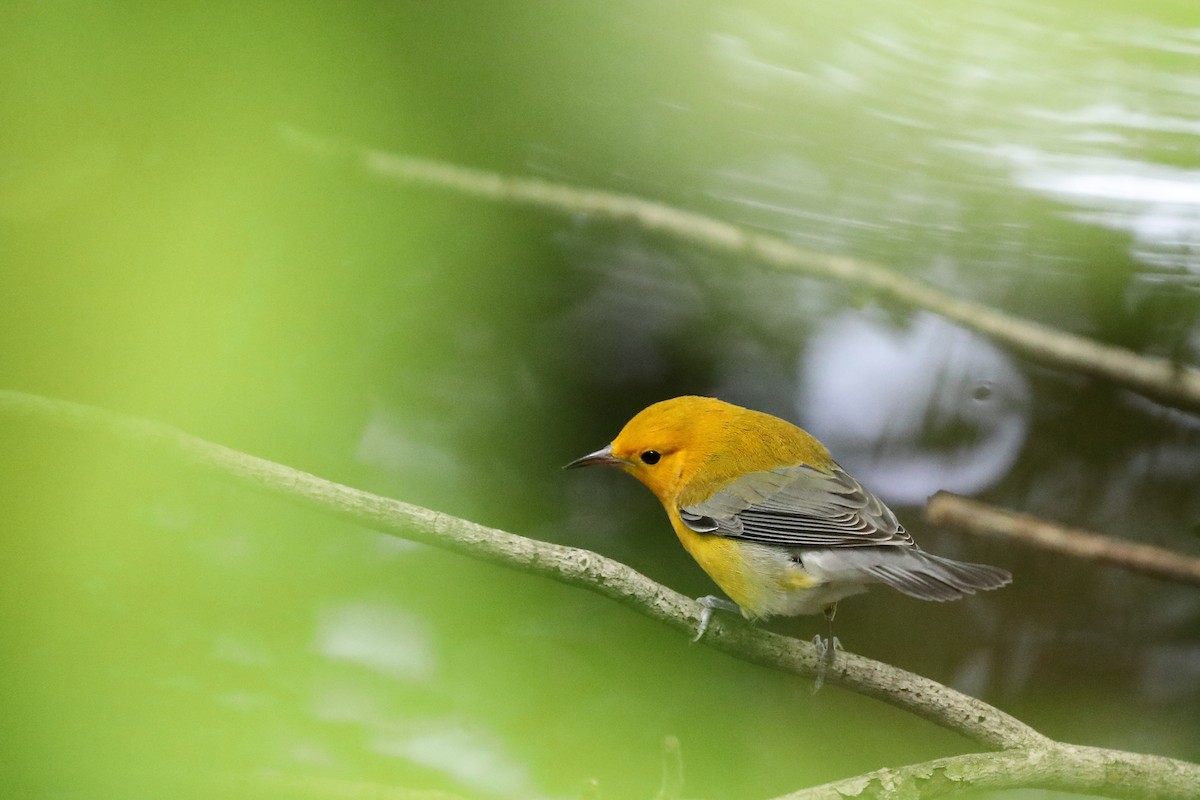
[{"left": 563, "top": 444, "right": 623, "bottom": 469}]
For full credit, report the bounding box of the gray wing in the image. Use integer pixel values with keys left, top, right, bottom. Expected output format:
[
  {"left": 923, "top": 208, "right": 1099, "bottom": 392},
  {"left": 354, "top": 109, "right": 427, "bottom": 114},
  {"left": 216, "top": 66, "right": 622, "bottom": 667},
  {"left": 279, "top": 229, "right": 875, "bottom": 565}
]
[{"left": 679, "top": 463, "right": 915, "bottom": 549}]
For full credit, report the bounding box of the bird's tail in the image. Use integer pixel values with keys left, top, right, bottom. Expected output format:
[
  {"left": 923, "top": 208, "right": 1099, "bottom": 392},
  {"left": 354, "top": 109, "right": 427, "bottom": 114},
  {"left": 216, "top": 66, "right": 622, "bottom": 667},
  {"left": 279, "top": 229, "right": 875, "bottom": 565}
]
[{"left": 862, "top": 550, "right": 1012, "bottom": 601}]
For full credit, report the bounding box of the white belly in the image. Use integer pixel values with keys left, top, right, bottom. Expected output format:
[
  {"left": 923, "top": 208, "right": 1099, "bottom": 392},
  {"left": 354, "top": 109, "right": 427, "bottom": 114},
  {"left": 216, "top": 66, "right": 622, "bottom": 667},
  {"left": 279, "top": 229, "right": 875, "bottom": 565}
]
[{"left": 736, "top": 542, "right": 870, "bottom": 618}]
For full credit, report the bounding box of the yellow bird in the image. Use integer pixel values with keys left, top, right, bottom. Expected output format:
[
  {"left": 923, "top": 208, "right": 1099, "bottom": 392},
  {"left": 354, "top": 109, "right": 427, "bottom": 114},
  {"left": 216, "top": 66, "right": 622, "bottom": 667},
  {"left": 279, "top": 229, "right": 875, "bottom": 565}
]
[{"left": 566, "top": 396, "right": 1011, "bottom": 648}]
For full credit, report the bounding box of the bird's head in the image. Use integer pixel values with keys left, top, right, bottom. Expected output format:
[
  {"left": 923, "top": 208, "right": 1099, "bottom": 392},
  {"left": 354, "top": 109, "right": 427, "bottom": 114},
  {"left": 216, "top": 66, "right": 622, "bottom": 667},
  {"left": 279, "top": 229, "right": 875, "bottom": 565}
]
[{"left": 564, "top": 396, "right": 735, "bottom": 502}]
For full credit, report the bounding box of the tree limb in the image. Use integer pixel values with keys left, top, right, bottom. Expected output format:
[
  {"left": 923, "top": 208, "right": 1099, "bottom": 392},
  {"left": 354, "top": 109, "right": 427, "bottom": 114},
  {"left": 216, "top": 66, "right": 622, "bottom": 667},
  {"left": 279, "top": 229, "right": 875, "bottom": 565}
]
[
  {"left": 3, "top": 389, "right": 1198, "bottom": 798},
  {"left": 280, "top": 127, "right": 1200, "bottom": 413},
  {"left": 770, "top": 745, "right": 1200, "bottom": 800},
  {"left": 927, "top": 492, "right": 1200, "bottom": 588}
]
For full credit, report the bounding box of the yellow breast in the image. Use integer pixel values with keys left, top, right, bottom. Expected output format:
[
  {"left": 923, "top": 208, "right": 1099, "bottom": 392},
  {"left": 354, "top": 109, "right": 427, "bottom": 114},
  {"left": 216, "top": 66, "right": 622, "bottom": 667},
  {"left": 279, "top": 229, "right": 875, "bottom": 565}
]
[{"left": 666, "top": 510, "right": 818, "bottom": 619}]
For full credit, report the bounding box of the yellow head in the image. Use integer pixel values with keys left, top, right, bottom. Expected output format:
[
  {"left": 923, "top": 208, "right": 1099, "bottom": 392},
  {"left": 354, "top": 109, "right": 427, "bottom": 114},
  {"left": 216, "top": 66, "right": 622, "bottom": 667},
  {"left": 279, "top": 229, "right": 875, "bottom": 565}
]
[{"left": 565, "top": 396, "right": 830, "bottom": 506}]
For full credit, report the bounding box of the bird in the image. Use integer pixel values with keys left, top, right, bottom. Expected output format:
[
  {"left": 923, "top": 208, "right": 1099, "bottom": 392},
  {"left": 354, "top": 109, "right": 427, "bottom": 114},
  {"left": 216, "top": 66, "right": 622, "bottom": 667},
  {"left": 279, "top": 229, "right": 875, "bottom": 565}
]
[{"left": 565, "top": 396, "right": 1011, "bottom": 676}]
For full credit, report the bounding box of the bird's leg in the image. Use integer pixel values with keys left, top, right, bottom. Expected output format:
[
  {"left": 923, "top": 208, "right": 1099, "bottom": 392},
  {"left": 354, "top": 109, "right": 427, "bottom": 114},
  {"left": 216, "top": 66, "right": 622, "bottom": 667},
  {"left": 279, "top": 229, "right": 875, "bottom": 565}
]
[
  {"left": 693, "top": 595, "right": 741, "bottom": 642},
  {"left": 811, "top": 602, "right": 842, "bottom": 693}
]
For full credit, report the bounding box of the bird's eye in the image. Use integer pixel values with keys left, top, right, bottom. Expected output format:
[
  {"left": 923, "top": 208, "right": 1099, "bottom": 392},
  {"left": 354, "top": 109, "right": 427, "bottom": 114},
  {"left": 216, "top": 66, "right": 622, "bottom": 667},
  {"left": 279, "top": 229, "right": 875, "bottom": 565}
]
[{"left": 640, "top": 450, "right": 661, "bottom": 465}]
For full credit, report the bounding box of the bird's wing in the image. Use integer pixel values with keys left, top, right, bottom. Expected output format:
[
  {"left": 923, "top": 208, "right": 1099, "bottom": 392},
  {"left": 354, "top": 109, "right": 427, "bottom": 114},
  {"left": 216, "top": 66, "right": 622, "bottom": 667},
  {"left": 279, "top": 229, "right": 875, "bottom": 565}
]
[{"left": 679, "top": 463, "right": 915, "bottom": 549}]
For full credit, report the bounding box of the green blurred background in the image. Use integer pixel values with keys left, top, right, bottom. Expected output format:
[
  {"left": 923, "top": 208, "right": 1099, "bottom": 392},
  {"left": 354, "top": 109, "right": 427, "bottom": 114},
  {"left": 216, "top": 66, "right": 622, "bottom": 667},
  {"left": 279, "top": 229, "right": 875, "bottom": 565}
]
[{"left": 2, "top": 2, "right": 1199, "bottom": 798}]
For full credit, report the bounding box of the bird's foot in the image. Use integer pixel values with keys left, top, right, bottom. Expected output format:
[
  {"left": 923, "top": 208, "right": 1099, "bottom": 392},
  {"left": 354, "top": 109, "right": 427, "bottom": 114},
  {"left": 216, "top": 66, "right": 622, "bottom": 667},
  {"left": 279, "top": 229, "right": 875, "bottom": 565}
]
[
  {"left": 693, "top": 595, "right": 741, "bottom": 642},
  {"left": 811, "top": 634, "right": 842, "bottom": 694}
]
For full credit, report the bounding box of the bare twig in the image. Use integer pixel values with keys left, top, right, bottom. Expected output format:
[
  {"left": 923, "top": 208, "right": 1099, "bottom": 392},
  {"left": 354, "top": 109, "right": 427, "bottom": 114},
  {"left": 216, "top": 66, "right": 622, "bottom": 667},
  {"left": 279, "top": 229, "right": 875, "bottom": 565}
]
[
  {"left": 927, "top": 492, "right": 1200, "bottom": 588},
  {"left": 770, "top": 745, "right": 1200, "bottom": 800},
  {"left": 3, "top": 388, "right": 1199, "bottom": 799},
  {"left": 280, "top": 127, "right": 1200, "bottom": 413}
]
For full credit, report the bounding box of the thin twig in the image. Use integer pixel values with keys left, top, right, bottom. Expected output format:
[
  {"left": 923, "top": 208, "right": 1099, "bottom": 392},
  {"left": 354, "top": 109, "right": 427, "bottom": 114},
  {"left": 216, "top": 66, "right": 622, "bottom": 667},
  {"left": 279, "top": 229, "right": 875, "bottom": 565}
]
[
  {"left": 927, "top": 492, "right": 1200, "bottom": 588},
  {"left": 4, "top": 389, "right": 1199, "bottom": 799},
  {"left": 280, "top": 127, "right": 1200, "bottom": 413}
]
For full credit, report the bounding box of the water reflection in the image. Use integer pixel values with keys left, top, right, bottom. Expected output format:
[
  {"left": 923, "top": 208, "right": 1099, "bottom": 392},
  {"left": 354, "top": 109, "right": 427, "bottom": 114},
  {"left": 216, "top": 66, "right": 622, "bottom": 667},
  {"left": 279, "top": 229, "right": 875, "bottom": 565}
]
[
  {"left": 799, "top": 311, "right": 1030, "bottom": 504},
  {"left": 995, "top": 148, "right": 1200, "bottom": 276},
  {"left": 309, "top": 602, "right": 547, "bottom": 799},
  {"left": 371, "top": 722, "right": 544, "bottom": 800},
  {"left": 314, "top": 601, "right": 434, "bottom": 682}
]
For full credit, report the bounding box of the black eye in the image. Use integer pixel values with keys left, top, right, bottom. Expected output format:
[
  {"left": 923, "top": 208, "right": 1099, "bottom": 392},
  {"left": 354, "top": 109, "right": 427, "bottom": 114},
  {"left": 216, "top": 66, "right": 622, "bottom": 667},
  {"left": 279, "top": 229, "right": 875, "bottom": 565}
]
[{"left": 640, "top": 450, "right": 661, "bottom": 465}]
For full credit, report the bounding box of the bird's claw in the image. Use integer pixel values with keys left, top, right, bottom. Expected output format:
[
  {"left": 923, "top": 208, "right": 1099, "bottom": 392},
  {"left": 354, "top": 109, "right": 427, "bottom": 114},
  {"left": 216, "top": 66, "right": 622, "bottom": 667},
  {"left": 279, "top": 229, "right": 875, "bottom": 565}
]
[
  {"left": 694, "top": 606, "right": 713, "bottom": 642},
  {"left": 692, "top": 595, "right": 740, "bottom": 642},
  {"left": 811, "top": 634, "right": 842, "bottom": 694}
]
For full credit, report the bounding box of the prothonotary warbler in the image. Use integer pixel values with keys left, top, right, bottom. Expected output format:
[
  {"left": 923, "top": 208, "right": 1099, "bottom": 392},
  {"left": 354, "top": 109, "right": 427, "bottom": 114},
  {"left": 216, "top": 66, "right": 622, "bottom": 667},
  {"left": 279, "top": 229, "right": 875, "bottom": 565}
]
[{"left": 566, "top": 396, "right": 1011, "bottom": 657}]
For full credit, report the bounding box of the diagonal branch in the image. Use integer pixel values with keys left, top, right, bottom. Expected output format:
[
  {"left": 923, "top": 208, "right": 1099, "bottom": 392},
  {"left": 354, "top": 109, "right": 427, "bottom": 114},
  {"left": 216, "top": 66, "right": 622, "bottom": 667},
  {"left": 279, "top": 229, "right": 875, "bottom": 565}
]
[
  {"left": 3, "top": 389, "right": 1199, "bottom": 799},
  {"left": 280, "top": 127, "right": 1200, "bottom": 413},
  {"left": 927, "top": 492, "right": 1200, "bottom": 588},
  {"left": 0, "top": 389, "right": 1037, "bottom": 750}
]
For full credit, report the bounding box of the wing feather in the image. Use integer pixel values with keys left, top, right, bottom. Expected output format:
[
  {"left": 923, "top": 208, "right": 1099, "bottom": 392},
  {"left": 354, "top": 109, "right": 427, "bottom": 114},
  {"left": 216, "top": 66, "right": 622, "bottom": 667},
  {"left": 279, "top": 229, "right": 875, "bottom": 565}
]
[{"left": 680, "top": 463, "right": 914, "bottom": 549}]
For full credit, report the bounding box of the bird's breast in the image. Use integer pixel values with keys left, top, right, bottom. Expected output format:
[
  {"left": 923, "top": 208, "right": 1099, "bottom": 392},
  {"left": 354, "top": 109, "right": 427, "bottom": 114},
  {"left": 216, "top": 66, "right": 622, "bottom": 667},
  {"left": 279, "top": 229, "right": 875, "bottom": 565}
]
[{"left": 666, "top": 509, "right": 824, "bottom": 619}]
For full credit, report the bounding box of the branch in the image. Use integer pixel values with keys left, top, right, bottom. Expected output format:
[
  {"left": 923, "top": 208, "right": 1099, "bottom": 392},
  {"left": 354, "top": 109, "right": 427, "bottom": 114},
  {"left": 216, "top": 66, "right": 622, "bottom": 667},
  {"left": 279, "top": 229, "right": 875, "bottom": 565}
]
[
  {"left": 280, "top": 127, "right": 1200, "bottom": 413},
  {"left": 4, "top": 389, "right": 1199, "bottom": 799},
  {"left": 0, "top": 389, "right": 1035, "bottom": 749},
  {"left": 926, "top": 492, "right": 1200, "bottom": 588},
  {"left": 770, "top": 745, "right": 1200, "bottom": 800}
]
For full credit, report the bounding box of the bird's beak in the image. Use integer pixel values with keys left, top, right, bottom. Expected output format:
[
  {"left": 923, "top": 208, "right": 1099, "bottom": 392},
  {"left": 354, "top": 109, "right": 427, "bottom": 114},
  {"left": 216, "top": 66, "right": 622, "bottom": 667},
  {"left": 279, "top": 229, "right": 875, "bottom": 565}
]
[{"left": 563, "top": 444, "right": 623, "bottom": 469}]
